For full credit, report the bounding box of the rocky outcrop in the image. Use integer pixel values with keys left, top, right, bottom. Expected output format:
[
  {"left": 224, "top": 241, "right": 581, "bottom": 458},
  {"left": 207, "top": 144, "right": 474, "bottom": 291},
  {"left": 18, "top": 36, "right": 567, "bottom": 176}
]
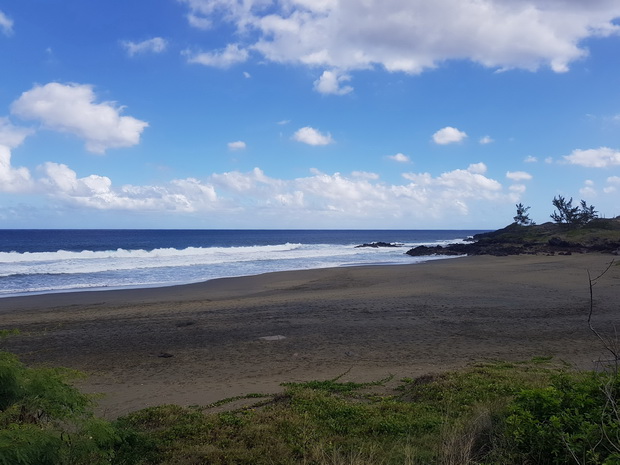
[
  {"left": 355, "top": 242, "right": 402, "bottom": 248},
  {"left": 406, "top": 218, "right": 620, "bottom": 257}
]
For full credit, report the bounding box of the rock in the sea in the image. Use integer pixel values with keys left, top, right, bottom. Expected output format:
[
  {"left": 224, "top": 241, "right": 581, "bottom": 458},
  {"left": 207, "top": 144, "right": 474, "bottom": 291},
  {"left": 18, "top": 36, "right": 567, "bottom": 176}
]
[
  {"left": 355, "top": 241, "right": 401, "bottom": 248},
  {"left": 405, "top": 245, "right": 467, "bottom": 257}
]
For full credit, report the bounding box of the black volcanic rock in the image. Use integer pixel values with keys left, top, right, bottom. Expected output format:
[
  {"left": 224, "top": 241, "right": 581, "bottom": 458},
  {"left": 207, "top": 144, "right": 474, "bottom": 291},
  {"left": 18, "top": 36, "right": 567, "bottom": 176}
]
[
  {"left": 406, "top": 217, "right": 620, "bottom": 257},
  {"left": 355, "top": 242, "right": 402, "bottom": 248}
]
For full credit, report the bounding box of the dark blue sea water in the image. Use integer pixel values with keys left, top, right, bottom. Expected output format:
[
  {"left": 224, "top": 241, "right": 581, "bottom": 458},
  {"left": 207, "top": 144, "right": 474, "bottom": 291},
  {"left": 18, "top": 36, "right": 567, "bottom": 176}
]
[{"left": 0, "top": 230, "right": 484, "bottom": 297}]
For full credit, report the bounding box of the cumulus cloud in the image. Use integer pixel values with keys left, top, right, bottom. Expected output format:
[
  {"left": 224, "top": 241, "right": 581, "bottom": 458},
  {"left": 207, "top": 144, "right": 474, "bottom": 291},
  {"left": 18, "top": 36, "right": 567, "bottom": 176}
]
[
  {"left": 313, "top": 70, "right": 353, "bottom": 95},
  {"left": 479, "top": 136, "right": 493, "bottom": 145},
  {"left": 351, "top": 171, "right": 380, "bottom": 180},
  {"left": 400, "top": 163, "right": 506, "bottom": 214},
  {"left": 184, "top": 43, "right": 249, "bottom": 68},
  {"left": 292, "top": 126, "right": 334, "bottom": 145},
  {"left": 506, "top": 171, "right": 533, "bottom": 181},
  {"left": 179, "top": 0, "right": 620, "bottom": 78},
  {"left": 0, "top": 10, "right": 13, "bottom": 36},
  {"left": 579, "top": 179, "right": 597, "bottom": 197},
  {"left": 433, "top": 126, "right": 467, "bottom": 145},
  {"left": 563, "top": 147, "right": 620, "bottom": 167},
  {"left": 228, "top": 140, "right": 247, "bottom": 150},
  {"left": 387, "top": 153, "right": 410, "bottom": 163},
  {"left": 38, "top": 162, "right": 218, "bottom": 212},
  {"left": 524, "top": 155, "right": 538, "bottom": 163},
  {"left": 121, "top": 37, "right": 167, "bottom": 56},
  {"left": 0, "top": 118, "right": 33, "bottom": 149},
  {"left": 0, "top": 146, "right": 32, "bottom": 193},
  {"left": 10, "top": 83, "right": 148, "bottom": 154},
  {"left": 0, "top": 119, "right": 35, "bottom": 193},
  {"left": 0, "top": 144, "right": 516, "bottom": 224},
  {"left": 604, "top": 176, "right": 620, "bottom": 194}
]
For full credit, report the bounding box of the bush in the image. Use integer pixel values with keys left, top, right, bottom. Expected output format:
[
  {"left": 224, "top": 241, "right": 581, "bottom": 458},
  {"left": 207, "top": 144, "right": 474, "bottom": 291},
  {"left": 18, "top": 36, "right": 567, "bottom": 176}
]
[
  {"left": 504, "top": 372, "right": 620, "bottom": 464},
  {"left": 0, "top": 349, "right": 148, "bottom": 465}
]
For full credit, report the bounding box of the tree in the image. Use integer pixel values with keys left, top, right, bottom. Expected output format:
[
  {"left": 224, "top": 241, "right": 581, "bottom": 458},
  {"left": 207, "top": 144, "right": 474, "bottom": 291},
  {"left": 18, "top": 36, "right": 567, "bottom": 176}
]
[
  {"left": 550, "top": 196, "right": 597, "bottom": 225},
  {"left": 578, "top": 199, "right": 598, "bottom": 224},
  {"left": 513, "top": 203, "right": 534, "bottom": 226}
]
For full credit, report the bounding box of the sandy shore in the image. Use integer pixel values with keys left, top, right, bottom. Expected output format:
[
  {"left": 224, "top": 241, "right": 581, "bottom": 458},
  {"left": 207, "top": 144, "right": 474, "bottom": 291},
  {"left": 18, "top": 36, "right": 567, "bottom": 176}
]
[{"left": 1, "top": 254, "right": 618, "bottom": 418}]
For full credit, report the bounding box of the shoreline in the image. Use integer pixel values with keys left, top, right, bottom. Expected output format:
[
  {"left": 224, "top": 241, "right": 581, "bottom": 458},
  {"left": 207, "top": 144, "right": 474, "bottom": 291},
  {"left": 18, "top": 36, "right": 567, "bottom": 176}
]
[
  {"left": 0, "top": 254, "right": 454, "bottom": 300},
  {"left": 2, "top": 254, "right": 619, "bottom": 418}
]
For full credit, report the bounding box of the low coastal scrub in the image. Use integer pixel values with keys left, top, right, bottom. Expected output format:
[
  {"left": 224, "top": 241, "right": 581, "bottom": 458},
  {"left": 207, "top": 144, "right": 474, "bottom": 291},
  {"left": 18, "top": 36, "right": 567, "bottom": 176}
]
[
  {"left": 3, "top": 345, "right": 620, "bottom": 464},
  {"left": 0, "top": 330, "right": 149, "bottom": 465},
  {"left": 111, "top": 359, "right": 620, "bottom": 464}
]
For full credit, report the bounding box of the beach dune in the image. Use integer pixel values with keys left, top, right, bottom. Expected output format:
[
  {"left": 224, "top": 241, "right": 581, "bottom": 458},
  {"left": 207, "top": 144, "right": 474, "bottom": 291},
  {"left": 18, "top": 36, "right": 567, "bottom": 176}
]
[{"left": 1, "top": 254, "right": 618, "bottom": 418}]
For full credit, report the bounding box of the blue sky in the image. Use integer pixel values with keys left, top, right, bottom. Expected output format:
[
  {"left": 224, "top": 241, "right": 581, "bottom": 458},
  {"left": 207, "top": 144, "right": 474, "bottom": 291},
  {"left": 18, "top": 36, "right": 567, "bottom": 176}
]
[{"left": 1, "top": 0, "right": 619, "bottom": 229}]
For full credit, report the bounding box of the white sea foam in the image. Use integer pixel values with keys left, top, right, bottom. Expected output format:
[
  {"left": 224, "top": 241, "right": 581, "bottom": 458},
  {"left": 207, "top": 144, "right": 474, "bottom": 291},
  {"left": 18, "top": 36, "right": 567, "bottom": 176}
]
[{"left": 0, "top": 239, "right": 460, "bottom": 296}]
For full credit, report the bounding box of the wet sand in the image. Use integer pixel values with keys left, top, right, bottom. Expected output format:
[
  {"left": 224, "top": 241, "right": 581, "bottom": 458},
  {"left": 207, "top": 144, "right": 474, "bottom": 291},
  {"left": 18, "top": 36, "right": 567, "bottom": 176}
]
[{"left": 1, "top": 254, "right": 618, "bottom": 418}]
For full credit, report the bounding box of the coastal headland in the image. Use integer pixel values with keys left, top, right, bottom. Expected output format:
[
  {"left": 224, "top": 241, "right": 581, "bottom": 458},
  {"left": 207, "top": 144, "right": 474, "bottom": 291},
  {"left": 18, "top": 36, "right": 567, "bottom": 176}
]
[{"left": 2, "top": 253, "right": 618, "bottom": 419}]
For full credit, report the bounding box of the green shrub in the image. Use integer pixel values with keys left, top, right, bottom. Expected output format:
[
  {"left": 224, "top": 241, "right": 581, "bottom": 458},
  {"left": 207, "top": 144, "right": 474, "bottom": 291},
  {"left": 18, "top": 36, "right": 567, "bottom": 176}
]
[
  {"left": 505, "top": 372, "right": 620, "bottom": 464},
  {"left": 0, "top": 349, "right": 149, "bottom": 465}
]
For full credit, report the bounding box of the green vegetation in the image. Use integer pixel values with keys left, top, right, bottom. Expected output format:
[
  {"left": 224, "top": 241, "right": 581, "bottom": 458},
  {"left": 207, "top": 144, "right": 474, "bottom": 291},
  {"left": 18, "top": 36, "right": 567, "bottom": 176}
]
[
  {"left": 473, "top": 216, "right": 620, "bottom": 253},
  {"left": 550, "top": 196, "right": 598, "bottom": 226},
  {"left": 116, "top": 360, "right": 620, "bottom": 464},
  {"left": 513, "top": 203, "right": 534, "bottom": 226},
  {"left": 0, "top": 331, "right": 149, "bottom": 465},
  {"left": 3, "top": 331, "right": 620, "bottom": 464}
]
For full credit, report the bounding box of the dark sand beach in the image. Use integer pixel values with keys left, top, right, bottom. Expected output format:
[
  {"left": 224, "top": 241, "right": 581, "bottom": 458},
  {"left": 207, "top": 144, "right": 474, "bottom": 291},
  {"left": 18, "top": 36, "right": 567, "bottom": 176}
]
[{"left": 1, "top": 254, "right": 618, "bottom": 418}]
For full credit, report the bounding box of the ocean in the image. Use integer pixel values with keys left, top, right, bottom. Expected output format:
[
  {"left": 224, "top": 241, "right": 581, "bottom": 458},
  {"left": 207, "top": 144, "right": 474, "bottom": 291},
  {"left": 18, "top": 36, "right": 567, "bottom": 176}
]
[{"left": 0, "top": 229, "right": 485, "bottom": 297}]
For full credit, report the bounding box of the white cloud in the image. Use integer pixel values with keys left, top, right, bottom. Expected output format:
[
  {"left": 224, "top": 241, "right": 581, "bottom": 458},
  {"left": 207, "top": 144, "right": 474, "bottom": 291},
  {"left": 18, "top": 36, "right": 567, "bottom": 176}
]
[
  {"left": 228, "top": 140, "right": 247, "bottom": 150},
  {"left": 210, "top": 167, "right": 275, "bottom": 193},
  {"left": 184, "top": 43, "right": 249, "bottom": 68},
  {"left": 467, "top": 162, "right": 487, "bottom": 174},
  {"left": 187, "top": 12, "right": 212, "bottom": 30},
  {"left": 524, "top": 155, "right": 538, "bottom": 163},
  {"left": 0, "top": 10, "right": 13, "bottom": 36},
  {"left": 580, "top": 180, "right": 597, "bottom": 197},
  {"left": 10, "top": 83, "right": 148, "bottom": 154},
  {"left": 0, "top": 119, "right": 35, "bottom": 193},
  {"left": 39, "top": 162, "right": 218, "bottom": 212},
  {"left": 243, "top": 71, "right": 251, "bottom": 78},
  {"left": 545, "top": 157, "right": 554, "bottom": 164},
  {"left": 179, "top": 0, "right": 620, "bottom": 77},
  {"left": 563, "top": 147, "right": 620, "bottom": 167},
  {"left": 121, "top": 37, "right": 168, "bottom": 56},
  {"left": 479, "top": 135, "right": 493, "bottom": 145},
  {"left": 432, "top": 126, "right": 467, "bottom": 145},
  {"left": 292, "top": 126, "right": 334, "bottom": 146},
  {"left": 0, "top": 139, "right": 517, "bottom": 224},
  {"left": 313, "top": 70, "right": 353, "bottom": 95},
  {"left": 351, "top": 171, "right": 379, "bottom": 180},
  {"left": 506, "top": 171, "right": 533, "bottom": 181},
  {"left": 399, "top": 163, "right": 505, "bottom": 214},
  {"left": 39, "top": 162, "right": 507, "bottom": 222},
  {"left": 604, "top": 176, "right": 620, "bottom": 194},
  {"left": 387, "top": 153, "right": 410, "bottom": 163},
  {"left": 0, "top": 146, "right": 32, "bottom": 193},
  {"left": 0, "top": 118, "right": 33, "bottom": 148}
]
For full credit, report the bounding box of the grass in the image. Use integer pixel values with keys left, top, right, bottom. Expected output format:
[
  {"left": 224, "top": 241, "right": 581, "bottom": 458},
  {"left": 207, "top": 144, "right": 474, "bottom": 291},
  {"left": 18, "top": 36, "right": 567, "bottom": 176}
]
[
  {"left": 116, "top": 358, "right": 573, "bottom": 464},
  {"left": 3, "top": 342, "right": 618, "bottom": 464}
]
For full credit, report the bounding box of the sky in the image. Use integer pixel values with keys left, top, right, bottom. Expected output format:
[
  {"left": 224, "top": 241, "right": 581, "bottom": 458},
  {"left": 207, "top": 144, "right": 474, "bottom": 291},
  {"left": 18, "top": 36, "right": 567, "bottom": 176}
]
[{"left": 1, "top": 0, "right": 619, "bottom": 229}]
